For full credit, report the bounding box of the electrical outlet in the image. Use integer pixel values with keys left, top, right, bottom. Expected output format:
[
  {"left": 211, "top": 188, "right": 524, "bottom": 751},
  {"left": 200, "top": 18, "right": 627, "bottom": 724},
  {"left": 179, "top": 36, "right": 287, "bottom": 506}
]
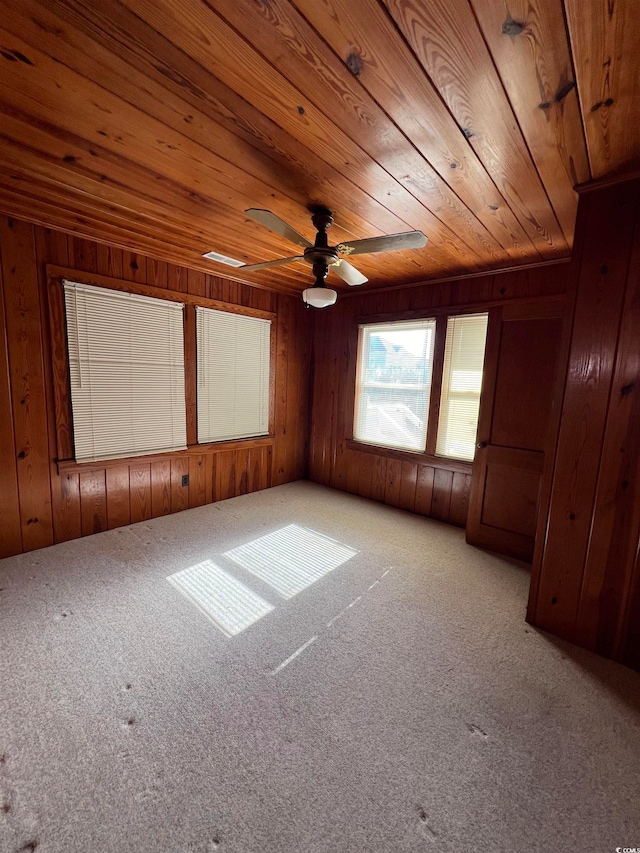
[{"left": 181, "top": 474, "right": 189, "bottom": 487}]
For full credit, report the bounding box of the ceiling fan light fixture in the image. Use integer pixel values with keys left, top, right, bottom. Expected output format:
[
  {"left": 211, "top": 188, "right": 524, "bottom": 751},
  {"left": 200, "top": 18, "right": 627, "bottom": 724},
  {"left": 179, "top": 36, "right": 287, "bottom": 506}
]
[{"left": 302, "top": 286, "right": 337, "bottom": 309}]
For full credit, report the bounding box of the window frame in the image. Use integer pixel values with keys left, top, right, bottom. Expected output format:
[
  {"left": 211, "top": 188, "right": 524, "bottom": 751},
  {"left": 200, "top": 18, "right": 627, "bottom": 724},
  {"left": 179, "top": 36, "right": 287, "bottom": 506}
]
[
  {"left": 46, "top": 264, "right": 277, "bottom": 473},
  {"left": 63, "top": 279, "right": 188, "bottom": 464},
  {"left": 353, "top": 317, "right": 438, "bottom": 454},
  {"left": 349, "top": 307, "right": 489, "bottom": 472}
]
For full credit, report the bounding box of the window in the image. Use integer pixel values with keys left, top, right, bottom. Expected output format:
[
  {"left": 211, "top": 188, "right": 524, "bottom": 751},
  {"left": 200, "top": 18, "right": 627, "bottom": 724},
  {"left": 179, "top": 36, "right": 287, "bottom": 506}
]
[
  {"left": 63, "top": 280, "right": 187, "bottom": 463},
  {"left": 354, "top": 312, "right": 488, "bottom": 461},
  {"left": 436, "top": 314, "right": 488, "bottom": 460},
  {"left": 196, "top": 307, "right": 271, "bottom": 443},
  {"left": 354, "top": 320, "right": 436, "bottom": 452}
]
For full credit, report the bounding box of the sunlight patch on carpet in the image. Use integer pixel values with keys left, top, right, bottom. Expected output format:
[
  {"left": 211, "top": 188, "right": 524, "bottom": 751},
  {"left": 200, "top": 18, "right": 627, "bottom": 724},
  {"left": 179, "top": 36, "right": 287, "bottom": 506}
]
[
  {"left": 224, "top": 524, "right": 358, "bottom": 599},
  {"left": 167, "top": 560, "right": 274, "bottom": 636}
]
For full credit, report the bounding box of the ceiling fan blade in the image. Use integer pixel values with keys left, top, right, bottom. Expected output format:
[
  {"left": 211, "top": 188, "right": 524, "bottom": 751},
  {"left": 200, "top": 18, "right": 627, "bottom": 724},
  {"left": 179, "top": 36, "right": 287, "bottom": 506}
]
[
  {"left": 241, "top": 255, "right": 305, "bottom": 272},
  {"left": 336, "top": 230, "right": 427, "bottom": 256},
  {"left": 332, "top": 259, "right": 368, "bottom": 286},
  {"left": 245, "top": 209, "right": 312, "bottom": 249}
]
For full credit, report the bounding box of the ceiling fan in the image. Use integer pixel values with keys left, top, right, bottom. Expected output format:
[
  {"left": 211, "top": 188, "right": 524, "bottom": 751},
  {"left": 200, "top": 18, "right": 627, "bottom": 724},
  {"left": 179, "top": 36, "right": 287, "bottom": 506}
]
[{"left": 239, "top": 207, "right": 428, "bottom": 308}]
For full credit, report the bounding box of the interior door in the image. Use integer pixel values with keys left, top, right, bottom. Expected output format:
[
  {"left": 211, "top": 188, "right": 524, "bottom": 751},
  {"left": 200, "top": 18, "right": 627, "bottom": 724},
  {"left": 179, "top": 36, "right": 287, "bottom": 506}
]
[{"left": 466, "top": 301, "right": 564, "bottom": 561}]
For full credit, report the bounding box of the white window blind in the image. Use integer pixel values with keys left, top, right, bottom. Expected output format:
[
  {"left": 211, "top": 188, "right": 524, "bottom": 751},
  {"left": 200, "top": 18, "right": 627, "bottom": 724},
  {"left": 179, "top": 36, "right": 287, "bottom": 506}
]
[
  {"left": 436, "top": 313, "right": 488, "bottom": 461},
  {"left": 196, "top": 307, "right": 271, "bottom": 443},
  {"left": 354, "top": 319, "right": 436, "bottom": 452},
  {"left": 63, "top": 280, "right": 187, "bottom": 463}
]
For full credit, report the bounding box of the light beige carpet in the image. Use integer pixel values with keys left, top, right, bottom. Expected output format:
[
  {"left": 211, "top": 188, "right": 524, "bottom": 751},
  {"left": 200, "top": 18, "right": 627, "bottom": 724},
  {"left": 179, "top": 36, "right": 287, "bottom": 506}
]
[{"left": 1, "top": 481, "right": 639, "bottom": 853}]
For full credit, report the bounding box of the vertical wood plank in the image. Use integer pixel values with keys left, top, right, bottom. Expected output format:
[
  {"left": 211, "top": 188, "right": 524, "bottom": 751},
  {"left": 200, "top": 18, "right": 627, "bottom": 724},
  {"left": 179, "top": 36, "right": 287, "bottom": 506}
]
[
  {"left": 96, "top": 244, "right": 124, "bottom": 279},
  {"left": 240, "top": 283, "right": 253, "bottom": 308},
  {"left": 187, "top": 268, "right": 206, "bottom": 298},
  {"left": 106, "top": 466, "right": 131, "bottom": 529},
  {"left": 39, "top": 227, "right": 69, "bottom": 268},
  {"left": 398, "top": 461, "right": 418, "bottom": 512},
  {"left": 251, "top": 288, "right": 276, "bottom": 313},
  {"left": 431, "top": 468, "right": 453, "bottom": 522},
  {"left": 371, "top": 456, "right": 387, "bottom": 503},
  {"left": 148, "top": 257, "right": 168, "bottom": 288},
  {"left": 205, "top": 452, "right": 216, "bottom": 503},
  {"left": 122, "top": 251, "right": 146, "bottom": 283},
  {"left": 34, "top": 226, "right": 81, "bottom": 545},
  {"left": 55, "top": 473, "right": 82, "bottom": 542},
  {"left": 151, "top": 459, "right": 171, "bottom": 517},
  {"left": 235, "top": 449, "right": 249, "bottom": 495},
  {"left": 0, "top": 217, "right": 54, "bottom": 550},
  {"left": 289, "top": 297, "right": 311, "bottom": 481},
  {"left": 167, "top": 263, "right": 188, "bottom": 294},
  {"left": 346, "top": 451, "right": 360, "bottom": 496},
  {"left": 189, "top": 453, "right": 207, "bottom": 507},
  {"left": 356, "top": 453, "right": 373, "bottom": 500},
  {"left": 68, "top": 237, "right": 98, "bottom": 273},
  {"left": 266, "top": 445, "right": 273, "bottom": 489},
  {"left": 0, "top": 225, "right": 22, "bottom": 557},
  {"left": 248, "top": 447, "right": 262, "bottom": 493},
  {"left": 79, "top": 470, "right": 107, "bottom": 535},
  {"left": 272, "top": 293, "right": 290, "bottom": 487},
  {"left": 622, "top": 549, "right": 640, "bottom": 670},
  {"left": 259, "top": 446, "right": 269, "bottom": 491},
  {"left": 449, "top": 472, "right": 471, "bottom": 528},
  {"left": 216, "top": 450, "right": 236, "bottom": 501},
  {"left": 334, "top": 307, "right": 353, "bottom": 492},
  {"left": 170, "top": 457, "right": 189, "bottom": 513},
  {"left": 205, "top": 275, "right": 218, "bottom": 300},
  {"left": 384, "top": 459, "right": 402, "bottom": 506},
  {"left": 415, "top": 465, "right": 435, "bottom": 516},
  {"left": 309, "top": 308, "right": 329, "bottom": 484},
  {"left": 129, "top": 464, "right": 151, "bottom": 523}
]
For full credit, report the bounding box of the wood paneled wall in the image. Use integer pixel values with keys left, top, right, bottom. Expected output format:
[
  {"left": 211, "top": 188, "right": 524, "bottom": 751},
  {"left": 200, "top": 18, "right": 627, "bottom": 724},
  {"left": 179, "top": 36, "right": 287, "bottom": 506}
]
[
  {"left": 528, "top": 178, "right": 640, "bottom": 670},
  {"left": 0, "top": 215, "right": 311, "bottom": 558},
  {"left": 309, "top": 264, "right": 569, "bottom": 527}
]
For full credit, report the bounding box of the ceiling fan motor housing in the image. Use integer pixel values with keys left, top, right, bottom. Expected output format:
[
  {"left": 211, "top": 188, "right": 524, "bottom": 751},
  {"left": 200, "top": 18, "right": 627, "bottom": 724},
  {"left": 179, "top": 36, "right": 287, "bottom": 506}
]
[{"left": 305, "top": 207, "right": 340, "bottom": 282}]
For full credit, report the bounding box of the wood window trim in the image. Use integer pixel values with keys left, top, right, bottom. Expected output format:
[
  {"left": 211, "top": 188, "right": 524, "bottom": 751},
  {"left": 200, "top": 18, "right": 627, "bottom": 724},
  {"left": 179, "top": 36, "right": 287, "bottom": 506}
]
[
  {"left": 345, "top": 438, "right": 472, "bottom": 474},
  {"left": 46, "top": 265, "right": 276, "bottom": 321},
  {"left": 47, "top": 264, "right": 277, "bottom": 470},
  {"left": 345, "top": 270, "right": 570, "bottom": 303},
  {"left": 354, "top": 292, "right": 565, "bottom": 326},
  {"left": 56, "top": 436, "right": 275, "bottom": 475},
  {"left": 425, "top": 314, "right": 447, "bottom": 456}
]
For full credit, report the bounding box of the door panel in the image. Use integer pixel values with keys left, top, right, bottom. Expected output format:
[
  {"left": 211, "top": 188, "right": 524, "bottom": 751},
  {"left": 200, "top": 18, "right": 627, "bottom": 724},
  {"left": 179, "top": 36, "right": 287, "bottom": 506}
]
[
  {"left": 467, "top": 302, "right": 564, "bottom": 561},
  {"left": 491, "top": 318, "right": 563, "bottom": 451},
  {"left": 481, "top": 455, "right": 542, "bottom": 536}
]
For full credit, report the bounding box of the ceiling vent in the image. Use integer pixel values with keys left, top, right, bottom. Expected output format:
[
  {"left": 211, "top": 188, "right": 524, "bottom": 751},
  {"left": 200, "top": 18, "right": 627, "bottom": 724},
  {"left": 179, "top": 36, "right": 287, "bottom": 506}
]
[{"left": 201, "top": 250, "right": 244, "bottom": 267}]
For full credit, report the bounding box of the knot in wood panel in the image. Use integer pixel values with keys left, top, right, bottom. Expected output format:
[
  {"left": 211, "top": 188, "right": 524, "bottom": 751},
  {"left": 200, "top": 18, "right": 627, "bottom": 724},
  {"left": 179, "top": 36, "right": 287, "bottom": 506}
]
[
  {"left": 554, "top": 81, "right": 576, "bottom": 103},
  {"left": 0, "top": 47, "right": 34, "bottom": 65},
  {"left": 501, "top": 14, "right": 525, "bottom": 37},
  {"left": 591, "top": 98, "right": 615, "bottom": 111},
  {"left": 346, "top": 51, "right": 362, "bottom": 77}
]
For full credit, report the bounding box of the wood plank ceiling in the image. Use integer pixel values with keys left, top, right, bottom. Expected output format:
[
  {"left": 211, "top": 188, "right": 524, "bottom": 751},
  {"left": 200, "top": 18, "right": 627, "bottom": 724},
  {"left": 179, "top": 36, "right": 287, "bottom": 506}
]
[{"left": 0, "top": 0, "right": 638, "bottom": 293}]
